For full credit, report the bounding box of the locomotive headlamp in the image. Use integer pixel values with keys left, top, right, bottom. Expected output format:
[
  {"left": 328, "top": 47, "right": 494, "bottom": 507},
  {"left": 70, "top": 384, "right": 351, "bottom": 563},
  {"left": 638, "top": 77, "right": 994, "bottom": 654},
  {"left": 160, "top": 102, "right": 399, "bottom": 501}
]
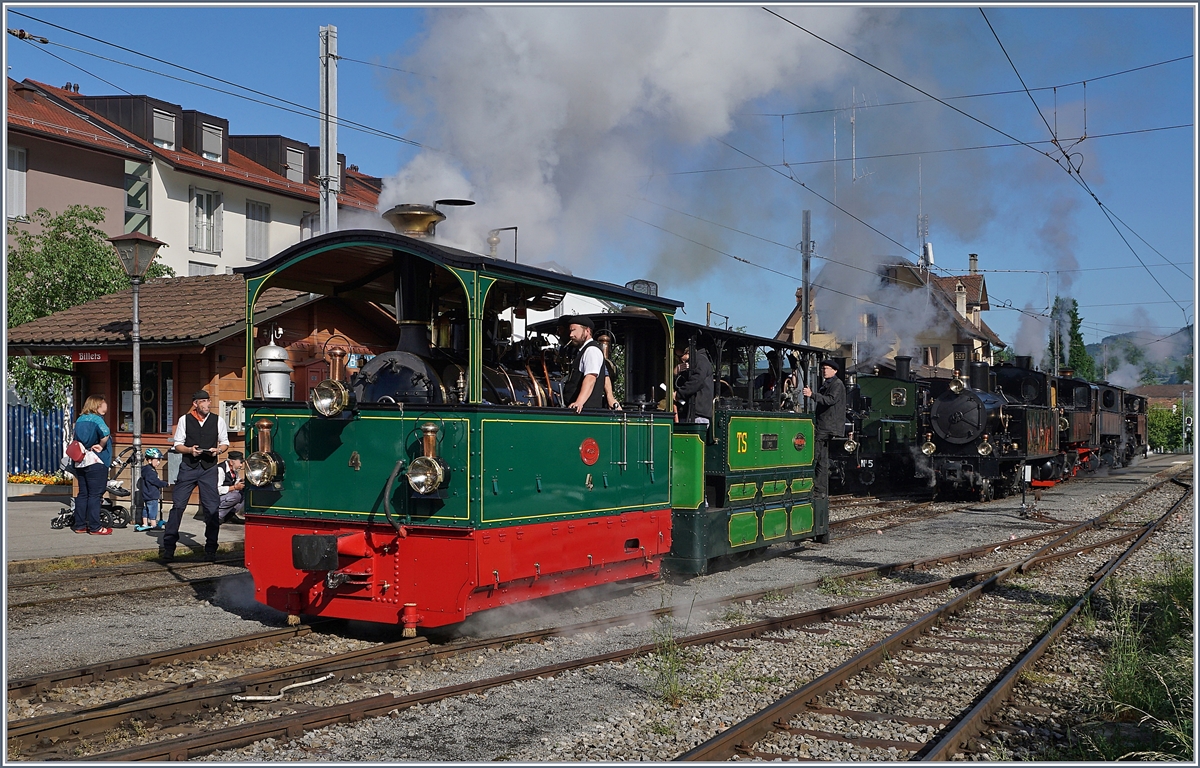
[
  {"left": 406, "top": 422, "right": 446, "bottom": 495},
  {"left": 245, "top": 450, "right": 282, "bottom": 486},
  {"left": 977, "top": 435, "right": 994, "bottom": 456},
  {"left": 311, "top": 378, "right": 353, "bottom": 417},
  {"left": 921, "top": 432, "right": 936, "bottom": 456},
  {"left": 843, "top": 434, "right": 859, "bottom": 452},
  {"left": 949, "top": 375, "right": 966, "bottom": 394},
  {"left": 406, "top": 455, "right": 445, "bottom": 495}
]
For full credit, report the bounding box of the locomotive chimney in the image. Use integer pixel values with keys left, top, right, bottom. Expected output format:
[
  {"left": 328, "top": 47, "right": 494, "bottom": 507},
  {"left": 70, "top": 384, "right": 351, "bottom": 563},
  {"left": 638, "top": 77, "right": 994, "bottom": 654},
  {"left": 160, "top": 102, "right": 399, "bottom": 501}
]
[
  {"left": 1060, "top": 367, "right": 1074, "bottom": 378},
  {"left": 952, "top": 344, "right": 970, "bottom": 374},
  {"left": 381, "top": 198, "right": 474, "bottom": 239},
  {"left": 382, "top": 204, "right": 446, "bottom": 238},
  {"left": 894, "top": 355, "right": 912, "bottom": 381},
  {"left": 1015, "top": 355, "right": 1033, "bottom": 370},
  {"left": 969, "top": 361, "right": 991, "bottom": 392}
]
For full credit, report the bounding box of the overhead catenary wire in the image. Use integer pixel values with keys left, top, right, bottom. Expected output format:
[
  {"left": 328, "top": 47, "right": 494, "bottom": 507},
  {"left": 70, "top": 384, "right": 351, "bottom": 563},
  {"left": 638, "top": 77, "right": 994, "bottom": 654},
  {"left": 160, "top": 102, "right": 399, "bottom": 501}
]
[
  {"left": 8, "top": 10, "right": 426, "bottom": 149},
  {"left": 763, "top": 6, "right": 1193, "bottom": 329},
  {"left": 742, "top": 54, "right": 1192, "bottom": 118},
  {"left": 974, "top": 14, "right": 1192, "bottom": 322}
]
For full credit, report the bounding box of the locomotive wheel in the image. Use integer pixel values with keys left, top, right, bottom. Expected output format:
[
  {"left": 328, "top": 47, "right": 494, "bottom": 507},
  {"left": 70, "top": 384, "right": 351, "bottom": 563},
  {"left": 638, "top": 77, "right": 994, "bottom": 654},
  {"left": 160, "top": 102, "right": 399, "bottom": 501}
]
[{"left": 979, "top": 480, "right": 994, "bottom": 503}]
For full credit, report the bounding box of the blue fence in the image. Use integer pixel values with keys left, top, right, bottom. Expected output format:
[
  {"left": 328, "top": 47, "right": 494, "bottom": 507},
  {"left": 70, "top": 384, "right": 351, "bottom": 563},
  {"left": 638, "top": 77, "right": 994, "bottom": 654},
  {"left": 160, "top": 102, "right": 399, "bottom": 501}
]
[{"left": 7, "top": 405, "right": 70, "bottom": 475}]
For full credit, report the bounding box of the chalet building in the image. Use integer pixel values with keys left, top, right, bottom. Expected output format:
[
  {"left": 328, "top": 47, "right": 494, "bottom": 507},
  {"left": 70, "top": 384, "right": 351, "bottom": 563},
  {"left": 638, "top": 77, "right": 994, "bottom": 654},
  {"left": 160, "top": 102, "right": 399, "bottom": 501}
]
[
  {"left": 6, "top": 78, "right": 382, "bottom": 276},
  {"left": 7, "top": 274, "right": 396, "bottom": 490},
  {"left": 775, "top": 252, "right": 1005, "bottom": 377}
]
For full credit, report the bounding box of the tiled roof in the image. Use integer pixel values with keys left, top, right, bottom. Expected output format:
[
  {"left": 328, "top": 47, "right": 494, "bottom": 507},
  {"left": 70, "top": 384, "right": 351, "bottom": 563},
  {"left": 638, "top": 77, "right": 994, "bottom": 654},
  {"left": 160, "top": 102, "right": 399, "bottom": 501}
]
[
  {"left": 931, "top": 274, "right": 988, "bottom": 308},
  {"left": 13, "top": 79, "right": 381, "bottom": 212},
  {"left": 7, "top": 79, "right": 147, "bottom": 159},
  {"left": 6, "top": 274, "right": 307, "bottom": 349}
]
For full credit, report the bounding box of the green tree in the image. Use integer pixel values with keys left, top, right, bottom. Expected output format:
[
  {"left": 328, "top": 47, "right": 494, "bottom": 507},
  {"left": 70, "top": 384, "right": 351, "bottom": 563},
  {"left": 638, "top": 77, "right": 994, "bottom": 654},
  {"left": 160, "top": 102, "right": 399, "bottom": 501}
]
[
  {"left": 1046, "top": 296, "right": 1095, "bottom": 380},
  {"left": 1147, "top": 401, "right": 1184, "bottom": 452},
  {"left": 6, "top": 206, "right": 174, "bottom": 411}
]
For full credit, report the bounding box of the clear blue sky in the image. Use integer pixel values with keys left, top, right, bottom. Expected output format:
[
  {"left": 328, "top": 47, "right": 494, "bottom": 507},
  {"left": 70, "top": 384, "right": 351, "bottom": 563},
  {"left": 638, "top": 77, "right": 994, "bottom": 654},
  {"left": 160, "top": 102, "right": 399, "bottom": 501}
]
[{"left": 5, "top": 5, "right": 1195, "bottom": 359}]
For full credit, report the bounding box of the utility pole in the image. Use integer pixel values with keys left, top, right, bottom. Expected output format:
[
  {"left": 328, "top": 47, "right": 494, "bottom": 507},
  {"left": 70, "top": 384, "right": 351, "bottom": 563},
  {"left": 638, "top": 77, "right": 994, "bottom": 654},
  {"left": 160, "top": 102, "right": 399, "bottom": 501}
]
[
  {"left": 801, "top": 210, "right": 812, "bottom": 345},
  {"left": 319, "top": 25, "right": 339, "bottom": 234}
]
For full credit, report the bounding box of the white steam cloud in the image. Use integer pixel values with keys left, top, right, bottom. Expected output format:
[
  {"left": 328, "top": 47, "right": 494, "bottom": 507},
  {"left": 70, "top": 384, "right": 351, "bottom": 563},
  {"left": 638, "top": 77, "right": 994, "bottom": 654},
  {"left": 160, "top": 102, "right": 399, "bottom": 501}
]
[{"left": 379, "top": 7, "right": 863, "bottom": 263}]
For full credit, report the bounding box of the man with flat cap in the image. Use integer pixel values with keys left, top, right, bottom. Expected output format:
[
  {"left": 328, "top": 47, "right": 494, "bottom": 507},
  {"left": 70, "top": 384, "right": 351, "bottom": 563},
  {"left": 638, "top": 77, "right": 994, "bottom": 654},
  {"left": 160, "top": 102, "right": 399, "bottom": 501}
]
[
  {"left": 161, "top": 390, "right": 231, "bottom": 562},
  {"left": 802, "top": 359, "right": 846, "bottom": 498},
  {"left": 564, "top": 315, "right": 610, "bottom": 413}
]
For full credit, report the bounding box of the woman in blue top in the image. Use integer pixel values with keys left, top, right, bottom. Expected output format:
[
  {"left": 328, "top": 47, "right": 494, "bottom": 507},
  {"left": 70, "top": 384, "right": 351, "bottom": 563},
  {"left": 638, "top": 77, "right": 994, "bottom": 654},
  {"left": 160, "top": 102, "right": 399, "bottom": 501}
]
[{"left": 72, "top": 395, "right": 113, "bottom": 534}]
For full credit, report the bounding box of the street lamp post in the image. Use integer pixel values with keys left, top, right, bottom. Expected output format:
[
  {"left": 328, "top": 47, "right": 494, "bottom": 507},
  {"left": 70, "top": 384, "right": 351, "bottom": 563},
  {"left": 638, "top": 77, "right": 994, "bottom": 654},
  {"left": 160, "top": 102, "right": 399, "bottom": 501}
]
[{"left": 110, "top": 233, "right": 165, "bottom": 526}]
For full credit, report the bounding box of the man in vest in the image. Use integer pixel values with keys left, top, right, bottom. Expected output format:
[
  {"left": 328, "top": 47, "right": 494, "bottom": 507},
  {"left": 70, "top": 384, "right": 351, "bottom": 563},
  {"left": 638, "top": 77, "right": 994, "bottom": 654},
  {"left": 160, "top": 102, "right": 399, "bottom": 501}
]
[
  {"left": 161, "top": 390, "right": 230, "bottom": 563},
  {"left": 564, "top": 316, "right": 609, "bottom": 413}
]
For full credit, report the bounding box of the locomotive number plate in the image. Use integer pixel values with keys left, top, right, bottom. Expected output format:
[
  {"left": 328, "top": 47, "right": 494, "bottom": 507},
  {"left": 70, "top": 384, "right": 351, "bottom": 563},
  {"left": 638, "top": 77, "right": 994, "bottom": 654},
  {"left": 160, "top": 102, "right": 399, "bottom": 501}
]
[{"left": 761, "top": 433, "right": 778, "bottom": 451}]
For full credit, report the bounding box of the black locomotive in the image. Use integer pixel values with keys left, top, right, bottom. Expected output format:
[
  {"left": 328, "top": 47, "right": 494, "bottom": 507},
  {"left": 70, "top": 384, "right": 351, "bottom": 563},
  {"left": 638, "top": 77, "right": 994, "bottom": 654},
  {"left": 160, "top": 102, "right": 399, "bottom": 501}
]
[{"left": 831, "top": 345, "right": 1148, "bottom": 501}]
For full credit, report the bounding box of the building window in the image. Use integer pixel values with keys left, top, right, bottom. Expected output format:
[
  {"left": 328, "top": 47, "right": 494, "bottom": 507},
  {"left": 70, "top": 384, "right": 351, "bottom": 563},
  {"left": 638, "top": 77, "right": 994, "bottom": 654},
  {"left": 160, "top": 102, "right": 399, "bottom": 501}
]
[
  {"left": 152, "top": 109, "right": 175, "bottom": 149},
  {"left": 189, "top": 186, "right": 222, "bottom": 253},
  {"left": 117, "top": 361, "right": 174, "bottom": 433},
  {"left": 922, "top": 346, "right": 940, "bottom": 367},
  {"left": 300, "top": 211, "right": 320, "bottom": 240},
  {"left": 200, "top": 122, "right": 223, "bottom": 161},
  {"left": 7, "top": 146, "right": 26, "bottom": 219},
  {"left": 124, "top": 161, "right": 151, "bottom": 234},
  {"left": 188, "top": 261, "right": 215, "bottom": 276},
  {"left": 285, "top": 147, "right": 305, "bottom": 183},
  {"left": 246, "top": 200, "right": 270, "bottom": 261}
]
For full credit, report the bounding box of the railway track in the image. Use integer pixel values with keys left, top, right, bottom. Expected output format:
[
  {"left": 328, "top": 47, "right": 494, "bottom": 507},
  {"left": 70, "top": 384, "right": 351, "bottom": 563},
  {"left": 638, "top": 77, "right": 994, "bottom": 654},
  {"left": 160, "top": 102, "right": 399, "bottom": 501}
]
[
  {"left": 677, "top": 481, "right": 1192, "bottom": 761},
  {"left": 7, "top": 475, "right": 1186, "bottom": 761},
  {"left": 5, "top": 498, "right": 954, "bottom": 612}
]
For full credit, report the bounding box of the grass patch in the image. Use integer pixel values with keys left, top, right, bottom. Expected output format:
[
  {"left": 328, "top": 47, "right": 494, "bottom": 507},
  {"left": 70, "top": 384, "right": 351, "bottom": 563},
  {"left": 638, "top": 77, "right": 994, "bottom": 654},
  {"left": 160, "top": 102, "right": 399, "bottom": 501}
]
[
  {"left": 818, "top": 576, "right": 863, "bottom": 597},
  {"left": 639, "top": 617, "right": 749, "bottom": 707},
  {"left": 1036, "top": 556, "right": 1193, "bottom": 761}
]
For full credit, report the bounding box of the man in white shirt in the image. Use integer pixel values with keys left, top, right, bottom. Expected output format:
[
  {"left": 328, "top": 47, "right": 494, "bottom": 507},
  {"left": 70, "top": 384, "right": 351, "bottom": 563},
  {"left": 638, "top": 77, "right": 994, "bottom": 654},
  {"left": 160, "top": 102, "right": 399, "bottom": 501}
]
[
  {"left": 564, "top": 316, "right": 609, "bottom": 413},
  {"left": 161, "top": 390, "right": 230, "bottom": 563}
]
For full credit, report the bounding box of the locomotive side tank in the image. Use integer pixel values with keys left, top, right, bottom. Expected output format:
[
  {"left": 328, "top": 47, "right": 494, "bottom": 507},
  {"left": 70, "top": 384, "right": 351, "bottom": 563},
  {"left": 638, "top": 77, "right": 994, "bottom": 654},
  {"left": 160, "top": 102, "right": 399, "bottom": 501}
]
[{"left": 234, "top": 228, "right": 682, "bottom": 633}]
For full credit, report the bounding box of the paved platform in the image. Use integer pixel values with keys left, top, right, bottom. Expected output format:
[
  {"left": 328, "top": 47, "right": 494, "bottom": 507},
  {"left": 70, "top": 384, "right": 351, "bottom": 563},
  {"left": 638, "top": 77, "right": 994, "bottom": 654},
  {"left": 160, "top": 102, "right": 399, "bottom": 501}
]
[{"left": 3, "top": 495, "right": 245, "bottom": 565}]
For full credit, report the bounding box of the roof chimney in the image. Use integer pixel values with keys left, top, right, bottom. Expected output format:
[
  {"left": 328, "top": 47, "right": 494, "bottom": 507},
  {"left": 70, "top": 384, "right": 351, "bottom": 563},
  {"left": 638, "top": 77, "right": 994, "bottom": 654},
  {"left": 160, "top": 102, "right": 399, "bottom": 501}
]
[
  {"left": 956, "top": 281, "right": 967, "bottom": 318},
  {"left": 969, "top": 253, "right": 978, "bottom": 275}
]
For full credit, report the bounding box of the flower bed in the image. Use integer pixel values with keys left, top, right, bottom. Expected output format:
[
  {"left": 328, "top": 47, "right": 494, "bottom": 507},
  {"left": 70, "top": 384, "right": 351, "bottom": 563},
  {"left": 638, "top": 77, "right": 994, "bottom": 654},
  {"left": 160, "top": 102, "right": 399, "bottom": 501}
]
[
  {"left": 8, "top": 472, "right": 72, "bottom": 485},
  {"left": 7, "top": 472, "right": 73, "bottom": 498}
]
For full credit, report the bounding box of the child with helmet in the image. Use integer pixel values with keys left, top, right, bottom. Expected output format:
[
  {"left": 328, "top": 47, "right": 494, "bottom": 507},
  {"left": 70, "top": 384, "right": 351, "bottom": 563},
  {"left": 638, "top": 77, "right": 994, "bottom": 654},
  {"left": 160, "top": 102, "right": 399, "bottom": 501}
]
[{"left": 135, "top": 448, "right": 169, "bottom": 532}]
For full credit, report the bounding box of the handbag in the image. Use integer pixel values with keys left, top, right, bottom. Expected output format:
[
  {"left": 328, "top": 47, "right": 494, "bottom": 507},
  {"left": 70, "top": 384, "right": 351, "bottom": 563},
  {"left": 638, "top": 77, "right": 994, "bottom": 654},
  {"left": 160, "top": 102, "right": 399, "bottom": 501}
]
[{"left": 65, "top": 440, "right": 86, "bottom": 462}]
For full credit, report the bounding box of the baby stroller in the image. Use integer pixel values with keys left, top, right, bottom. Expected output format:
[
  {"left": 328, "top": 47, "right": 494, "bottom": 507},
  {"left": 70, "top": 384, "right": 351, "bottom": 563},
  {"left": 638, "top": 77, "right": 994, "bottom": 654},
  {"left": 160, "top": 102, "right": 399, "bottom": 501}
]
[{"left": 51, "top": 446, "right": 134, "bottom": 530}]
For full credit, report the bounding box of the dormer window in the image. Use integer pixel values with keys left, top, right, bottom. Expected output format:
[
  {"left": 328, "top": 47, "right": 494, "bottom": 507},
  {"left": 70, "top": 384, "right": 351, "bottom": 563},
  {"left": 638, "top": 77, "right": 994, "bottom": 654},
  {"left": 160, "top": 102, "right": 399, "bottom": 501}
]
[
  {"left": 285, "top": 147, "right": 305, "bottom": 183},
  {"left": 201, "top": 122, "right": 222, "bottom": 161},
  {"left": 153, "top": 109, "right": 175, "bottom": 149}
]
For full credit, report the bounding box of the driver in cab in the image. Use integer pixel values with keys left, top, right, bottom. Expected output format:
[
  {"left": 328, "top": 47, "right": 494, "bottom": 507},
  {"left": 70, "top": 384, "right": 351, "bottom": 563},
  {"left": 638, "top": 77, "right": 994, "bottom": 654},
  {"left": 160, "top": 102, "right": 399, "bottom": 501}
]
[{"left": 564, "top": 316, "right": 609, "bottom": 413}]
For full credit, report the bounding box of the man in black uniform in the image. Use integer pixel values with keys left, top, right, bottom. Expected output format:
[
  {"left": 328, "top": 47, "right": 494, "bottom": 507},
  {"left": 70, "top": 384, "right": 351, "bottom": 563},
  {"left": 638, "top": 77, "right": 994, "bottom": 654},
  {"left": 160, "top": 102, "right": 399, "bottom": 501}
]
[
  {"left": 674, "top": 339, "right": 714, "bottom": 425},
  {"left": 802, "top": 359, "right": 846, "bottom": 498},
  {"left": 162, "top": 390, "right": 230, "bottom": 562}
]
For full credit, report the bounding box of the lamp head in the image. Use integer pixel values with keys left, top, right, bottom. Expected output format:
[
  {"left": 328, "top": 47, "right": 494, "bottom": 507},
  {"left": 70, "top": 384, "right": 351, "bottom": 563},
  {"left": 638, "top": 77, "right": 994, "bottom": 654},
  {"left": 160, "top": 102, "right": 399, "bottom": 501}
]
[{"left": 109, "top": 232, "right": 166, "bottom": 279}]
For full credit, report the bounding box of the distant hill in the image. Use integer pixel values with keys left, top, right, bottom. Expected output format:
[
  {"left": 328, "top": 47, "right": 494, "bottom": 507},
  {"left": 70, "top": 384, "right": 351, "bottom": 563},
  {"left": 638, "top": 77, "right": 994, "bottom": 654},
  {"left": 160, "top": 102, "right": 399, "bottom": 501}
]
[{"left": 1086, "top": 325, "right": 1193, "bottom": 386}]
